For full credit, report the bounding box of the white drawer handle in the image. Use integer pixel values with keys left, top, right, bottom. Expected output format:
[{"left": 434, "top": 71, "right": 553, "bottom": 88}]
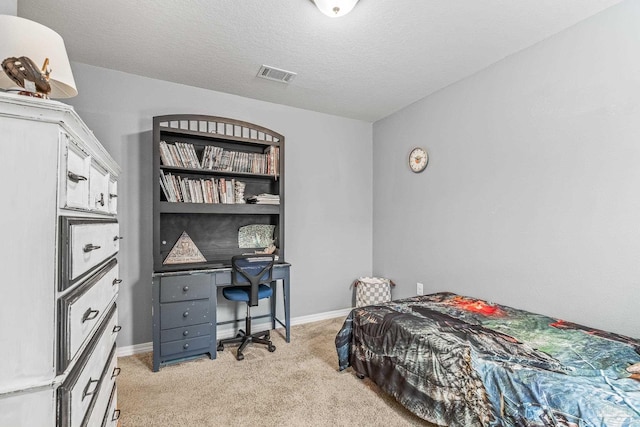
[
  {"left": 109, "top": 193, "right": 118, "bottom": 198},
  {"left": 96, "top": 193, "right": 105, "bottom": 207},
  {"left": 83, "top": 244, "right": 101, "bottom": 253},
  {"left": 113, "top": 325, "right": 122, "bottom": 333},
  {"left": 112, "top": 409, "right": 121, "bottom": 421},
  {"left": 111, "top": 367, "right": 121, "bottom": 379},
  {"left": 114, "top": 235, "right": 123, "bottom": 241},
  {"left": 67, "top": 171, "right": 87, "bottom": 183},
  {"left": 82, "top": 308, "right": 100, "bottom": 323},
  {"left": 82, "top": 378, "right": 99, "bottom": 400}
]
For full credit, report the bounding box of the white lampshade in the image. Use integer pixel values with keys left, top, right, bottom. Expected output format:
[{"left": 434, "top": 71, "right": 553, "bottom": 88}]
[
  {"left": 313, "top": 0, "right": 359, "bottom": 18},
  {"left": 0, "top": 15, "right": 77, "bottom": 98}
]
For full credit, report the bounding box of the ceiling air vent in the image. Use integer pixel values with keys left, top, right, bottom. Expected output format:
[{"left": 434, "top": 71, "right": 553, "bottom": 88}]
[{"left": 257, "top": 65, "right": 297, "bottom": 84}]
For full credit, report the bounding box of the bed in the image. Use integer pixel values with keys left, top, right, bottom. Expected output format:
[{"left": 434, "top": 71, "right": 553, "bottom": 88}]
[{"left": 335, "top": 292, "right": 640, "bottom": 426}]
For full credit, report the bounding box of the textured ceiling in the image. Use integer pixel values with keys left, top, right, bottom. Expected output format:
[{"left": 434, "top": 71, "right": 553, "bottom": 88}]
[{"left": 18, "top": 0, "right": 623, "bottom": 122}]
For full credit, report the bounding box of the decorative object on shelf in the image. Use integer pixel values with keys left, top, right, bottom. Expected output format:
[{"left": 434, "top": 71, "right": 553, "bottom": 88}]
[
  {"left": 238, "top": 224, "right": 276, "bottom": 249},
  {"left": 1, "top": 56, "right": 51, "bottom": 96},
  {"left": 0, "top": 15, "right": 77, "bottom": 98},
  {"left": 408, "top": 147, "right": 428, "bottom": 173},
  {"left": 234, "top": 180, "right": 246, "bottom": 204},
  {"left": 313, "top": 0, "right": 359, "bottom": 17},
  {"left": 163, "top": 231, "right": 206, "bottom": 264}
]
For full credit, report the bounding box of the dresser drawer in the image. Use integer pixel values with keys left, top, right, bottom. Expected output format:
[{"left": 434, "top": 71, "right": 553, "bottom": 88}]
[
  {"left": 160, "top": 300, "right": 210, "bottom": 330},
  {"left": 102, "top": 383, "right": 119, "bottom": 427},
  {"left": 107, "top": 178, "right": 118, "bottom": 215},
  {"left": 58, "top": 304, "right": 119, "bottom": 427},
  {"left": 160, "top": 274, "right": 211, "bottom": 303},
  {"left": 60, "top": 218, "right": 119, "bottom": 290},
  {"left": 59, "top": 259, "right": 120, "bottom": 373},
  {"left": 160, "top": 335, "right": 211, "bottom": 357},
  {"left": 64, "top": 136, "right": 91, "bottom": 211},
  {"left": 84, "top": 345, "right": 119, "bottom": 427},
  {"left": 89, "top": 161, "right": 110, "bottom": 213}
]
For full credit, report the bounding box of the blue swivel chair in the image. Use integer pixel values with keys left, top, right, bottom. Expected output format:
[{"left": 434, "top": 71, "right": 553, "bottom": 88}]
[{"left": 217, "top": 254, "right": 276, "bottom": 360}]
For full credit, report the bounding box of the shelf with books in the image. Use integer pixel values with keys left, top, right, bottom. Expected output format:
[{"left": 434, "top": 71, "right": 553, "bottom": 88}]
[{"left": 153, "top": 114, "right": 284, "bottom": 273}]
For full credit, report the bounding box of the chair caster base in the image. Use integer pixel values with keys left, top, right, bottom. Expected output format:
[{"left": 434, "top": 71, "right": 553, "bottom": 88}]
[
  {"left": 217, "top": 342, "right": 224, "bottom": 352},
  {"left": 236, "top": 351, "right": 245, "bottom": 361},
  {"left": 268, "top": 344, "right": 276, "bottom": 352}
]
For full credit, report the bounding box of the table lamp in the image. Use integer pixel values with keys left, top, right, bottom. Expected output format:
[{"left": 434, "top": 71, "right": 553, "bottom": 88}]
[{"left": 0, "top": 15, "right": 77, "bottom": 98}]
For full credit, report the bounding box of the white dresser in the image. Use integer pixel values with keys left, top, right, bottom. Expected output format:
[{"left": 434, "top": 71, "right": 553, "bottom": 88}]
[{"left": 0, "top": 92, "right": 122, "bottom": 426}]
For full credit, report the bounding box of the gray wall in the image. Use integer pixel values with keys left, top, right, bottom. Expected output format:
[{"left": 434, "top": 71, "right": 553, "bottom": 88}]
[
  {"left": 1, "top": 1, "right": 16, "bottom": 15},
  {"left": 66, "top": 63, "right": 373, "bottom": 347},
  {"left": 373, "top": 0, "right": 640, "bottom": 338}
]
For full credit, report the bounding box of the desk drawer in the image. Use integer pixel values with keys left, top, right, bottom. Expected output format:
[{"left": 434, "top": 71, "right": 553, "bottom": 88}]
[
  {"left": 161, "top": 335, "right": 211, "bottom": 357},
  {"left": 61, "top": 218, "right": 119, "bottom": 290},
  {"left": 160, "top": 274, "right": 211, "bottom": 303},
  {"left": 58, "top": 304, "right": 118, "bottom": 427},
  {"left": 59, "top": 259, "right": 119, "bottom": 373},
  {"left": 160, "top": 300, "right": 210, "bottom": 330},
  {"left": 161, "top": 323, "right": 211, "bottom": 343}
]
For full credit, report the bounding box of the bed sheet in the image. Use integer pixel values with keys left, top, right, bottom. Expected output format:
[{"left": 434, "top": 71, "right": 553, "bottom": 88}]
[{"left": 335, "top": 292, "right": 640, "bottom": 426}]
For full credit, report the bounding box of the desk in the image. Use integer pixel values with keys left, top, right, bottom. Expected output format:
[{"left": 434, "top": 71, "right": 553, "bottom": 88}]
[{"left": 151, "top": 263, "right": 290, "bottom": 371}]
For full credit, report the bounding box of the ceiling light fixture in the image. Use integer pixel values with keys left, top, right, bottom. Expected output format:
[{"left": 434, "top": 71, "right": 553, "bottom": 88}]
[{"left": 313, "top": 0, "right": 359, "bottom": 18}]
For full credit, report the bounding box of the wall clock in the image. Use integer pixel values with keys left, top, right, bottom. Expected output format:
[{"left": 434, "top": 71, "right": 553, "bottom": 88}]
[{"left": 409, "top": 147, "right": 428, "bottom": 173}]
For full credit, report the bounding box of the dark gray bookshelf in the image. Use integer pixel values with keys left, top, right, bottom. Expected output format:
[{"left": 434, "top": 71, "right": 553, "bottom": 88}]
[{"left": 152, "top": 115, "right": 285, "bottom": 273}]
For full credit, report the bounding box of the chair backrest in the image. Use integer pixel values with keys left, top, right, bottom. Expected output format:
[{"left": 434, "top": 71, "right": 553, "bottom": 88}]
[{"left": 231, "top": 254, "right": 275, "bottom": 306}]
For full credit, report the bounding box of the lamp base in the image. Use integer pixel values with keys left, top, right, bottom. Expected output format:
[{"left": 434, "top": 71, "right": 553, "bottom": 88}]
[{"left": 1, "top": 87, "right": 49, "bottom": 99}]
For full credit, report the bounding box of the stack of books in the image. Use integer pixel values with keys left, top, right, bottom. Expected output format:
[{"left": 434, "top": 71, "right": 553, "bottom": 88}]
[{"left": 246, "top": 193, "right": 280, "bottom": 205}]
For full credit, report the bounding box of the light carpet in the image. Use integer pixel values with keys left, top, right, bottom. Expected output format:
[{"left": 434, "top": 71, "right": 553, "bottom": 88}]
[{"left": 117, "top": 316, "right": 436, "bottom": 426}]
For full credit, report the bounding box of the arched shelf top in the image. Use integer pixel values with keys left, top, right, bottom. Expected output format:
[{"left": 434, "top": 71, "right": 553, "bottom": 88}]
[{"left": 154, "top": 114, "right": 283, "bottom": 146}]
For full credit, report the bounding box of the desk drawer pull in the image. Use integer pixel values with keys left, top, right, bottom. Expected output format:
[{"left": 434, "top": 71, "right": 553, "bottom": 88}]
[
  {"left": 183, "top": 330, "right": 189, "bottom": 336},
  {"left": 183, "top": 311, "right": 189, "bottom": 318},
  {"left": 183, "top": 343, "right": 189, "bottom": 350},
  {"left": 111, "top": 367, "right": 121, "bottom": 379},
  {"left": 82, "top": 308, "right": 100, "bottom": 323},
  {"left": 82, "top": 378, "right": 99, "bottom": 400},
  {"left": 67, "top": 171, "right": 87, "bottom": 183},
  {"left": 83, "top": 243, "right": 101, "bottom": 253},
  {"left": 113, "top": 278, "right": 123, "bottom": 285},
  {"left": 113, "top": 325, "right": 122, "bottom": 333},
  {"left": 112, "top": 409, "right": 121, "bottom": 421},
  {"left": 183, "top": 286, "right": 189, "bottom": 292}
]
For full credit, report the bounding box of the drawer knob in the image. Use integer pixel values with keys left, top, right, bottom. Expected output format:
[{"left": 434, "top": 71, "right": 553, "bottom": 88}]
[
  {"left": 111, "top": 367, "right": 121, "bottom": 379},
  {"left": 67, "top": 171, "right": 87, "bottom": 183},
  {"left": 112, "top": 409, "right": 121, "bottom": 421},
  {"left": 97, "top": 193, "right": 105, "bottom": 206},
  {"left": 83, "top": 243, "right": 101, "bottom": 253},
  {"left": 114, "top": 235, "right": 123, "bottom": 241},
  {"left": 183, "top": 311, "right": 189, "bottom": 318},
  {"left": 113, "top": 325, "right": 122, "bottom": 333},
  {"left": 109, "top": 193, "right": 118, "bottom": 199},
  {"left": 113, "top": 278, "right": 123, "bottom": 285},
  {"left": 183, "top": 286, "right": 189, "bottom": 292},
  {"left": 183, "top": 330, "right": 189, "bottom": 336},
  {"left": 82, "top": 378, "right": 99, "bottom": 400},
  {"left": 82, "top": 308, "right": 100, "bottom": 323},
  {"left": 183, "top": 343, "right": 189, "bottom": 350}
]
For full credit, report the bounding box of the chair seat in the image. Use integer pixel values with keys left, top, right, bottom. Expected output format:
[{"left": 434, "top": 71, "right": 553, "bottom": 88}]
[{"left": 223, "top": 284, "right": 272, "bottom": 302}]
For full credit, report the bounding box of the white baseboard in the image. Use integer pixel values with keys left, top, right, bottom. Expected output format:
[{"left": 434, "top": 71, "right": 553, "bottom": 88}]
[{"left": 116, "top": 307, "right": 353, "bottom": 358}]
